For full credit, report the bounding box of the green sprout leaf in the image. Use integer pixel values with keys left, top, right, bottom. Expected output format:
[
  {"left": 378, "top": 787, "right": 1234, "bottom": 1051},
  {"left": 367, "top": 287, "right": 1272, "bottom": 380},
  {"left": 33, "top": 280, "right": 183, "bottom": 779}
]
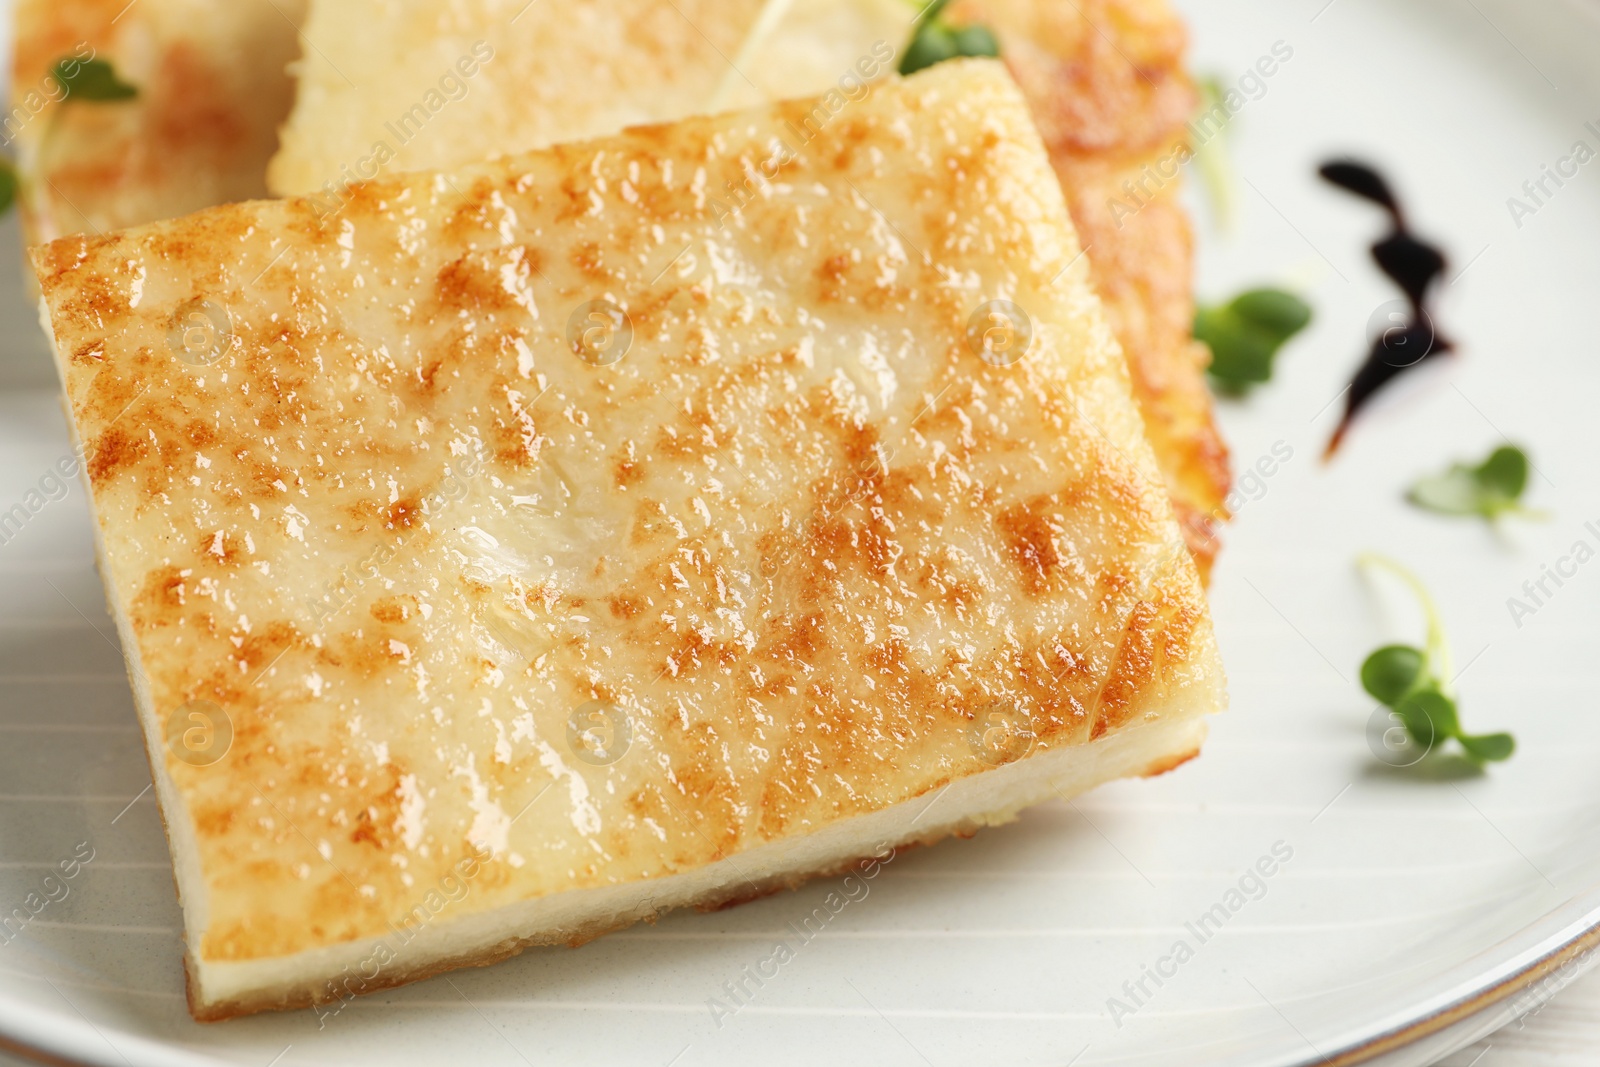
[
  {"left": 949, "top": 23, "right": 1000, "bottom": 58},
  {"left": 52, "top": 57, "right": 138, "bottom": 102},
  {"left": 1395, "top": 688, "right": 1459, "bottom": 742},
  {"left": 1195, "top": 287, "right": 1312, "bottom": 394},
  {"left": 0, "top": 162, "right": 17, "bottom": 217},
  {"left": 900, "top": 23, "right": 958, "bottom": 74},
  {"left": 1231, "top": 289, "right": 1312, "bottom": 336},
  {"left": 1360, "top": 644, "right": 1426, "bottom": 706},
  {"left": 1357, "top": 553, "right": 1514, "bottom": 767},
  {"left": 899, "top": 0, "right": 1001, "bottom": 75},
  {"left": 1458, "top": 732, "right": 1515, "bottom": 763},
  {"left": 1477, "top": 445, "right": 1528, "bottom": 498},
  {"left": 1407, "top": 444, "right": 1543, "bottom": 523}
]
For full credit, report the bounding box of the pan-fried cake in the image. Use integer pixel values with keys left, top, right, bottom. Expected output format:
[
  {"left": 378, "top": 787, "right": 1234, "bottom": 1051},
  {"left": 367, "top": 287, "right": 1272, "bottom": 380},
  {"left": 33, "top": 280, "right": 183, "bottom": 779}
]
[
  {"left": 266, "top": 0, "right": 1234, "bottom": 576},
  {"left": 34, "top": 61, "right": 1224, "bottom": 1020},
  {"left": 265, "top": 0, "right": 768, "bottom": 197},
  {"left": 9, "top": 0, "right": 307, "bottom": 243}
]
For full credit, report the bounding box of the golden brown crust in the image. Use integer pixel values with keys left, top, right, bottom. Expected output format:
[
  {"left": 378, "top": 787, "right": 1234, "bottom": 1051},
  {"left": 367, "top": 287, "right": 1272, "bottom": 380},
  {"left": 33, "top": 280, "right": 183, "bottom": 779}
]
[
  {"left": 1140, "top": 746, "right": 1201, "bottom": 778},
  {"left": 953, "top": 0, "right": 1233, "bottom": 576},
  {"left": 37, "top": 61, "right": 1223, "bottom": 1018}
]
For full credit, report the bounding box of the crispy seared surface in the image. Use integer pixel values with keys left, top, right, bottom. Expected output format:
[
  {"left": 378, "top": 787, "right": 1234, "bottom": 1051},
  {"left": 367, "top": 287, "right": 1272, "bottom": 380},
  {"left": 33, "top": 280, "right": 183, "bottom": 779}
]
[
  {"left": 956, "top": 0, "right": 1232, "bottom": 575},
  {"left": 35, "top": 63, "right": 1221, "bottom": 975},
  {"left": 14, "top": 0, "right": 1230, "bottom": 573},
  {"left": 10, "top": 0, "right": 306, "bottom": 242}
]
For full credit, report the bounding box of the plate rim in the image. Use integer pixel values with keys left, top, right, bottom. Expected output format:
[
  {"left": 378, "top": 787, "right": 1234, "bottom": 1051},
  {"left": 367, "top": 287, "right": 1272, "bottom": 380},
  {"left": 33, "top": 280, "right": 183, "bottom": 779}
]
[
  {"left": 5, "top": 0, "right": 1600, "bottom": 1063},
  {"left": 5, "top": 874, "right": 1600, "bottom": 1067},
  {"left": 1316, "top": 893, "right": 1600, "bottom": 1066}
]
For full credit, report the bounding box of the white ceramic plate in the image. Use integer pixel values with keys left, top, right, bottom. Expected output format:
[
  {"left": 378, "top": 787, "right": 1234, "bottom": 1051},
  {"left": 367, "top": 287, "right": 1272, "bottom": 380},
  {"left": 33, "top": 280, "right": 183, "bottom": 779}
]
[{"left": 3, "top": 0, "right": 1600, "bottom": 1064}]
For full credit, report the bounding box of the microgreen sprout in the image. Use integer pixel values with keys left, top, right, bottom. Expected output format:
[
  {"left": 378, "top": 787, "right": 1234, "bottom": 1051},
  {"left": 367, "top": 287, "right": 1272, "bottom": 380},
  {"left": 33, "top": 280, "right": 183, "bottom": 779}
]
[
  {"left": 0, "top": 163, "right": 16, "bottom": 216},
  {"left": 1194, "top": 287, "right": 1312, "bottom": 394},
  {"left": 1407, "top": 444, "right": 1546, "bottom": 524},
  {"left": 7, "top": 56, "right": 142, "bottom": 220},
  {"left": 1191, "top": 76, "right": 1235, "bottom": 230},
  {"left": 899, "top": 0, "right": 1000, "bottom": 76},
  {"left": 1358, "top": 553, "right": 1514, "bottom": 766}
]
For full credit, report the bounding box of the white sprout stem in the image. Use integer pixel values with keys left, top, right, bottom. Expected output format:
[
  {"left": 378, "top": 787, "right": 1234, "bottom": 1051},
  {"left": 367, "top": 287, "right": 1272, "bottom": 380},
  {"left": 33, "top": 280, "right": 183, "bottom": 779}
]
[{"left": 1357, "top": 552, "right": 1454, "bottom": 687}]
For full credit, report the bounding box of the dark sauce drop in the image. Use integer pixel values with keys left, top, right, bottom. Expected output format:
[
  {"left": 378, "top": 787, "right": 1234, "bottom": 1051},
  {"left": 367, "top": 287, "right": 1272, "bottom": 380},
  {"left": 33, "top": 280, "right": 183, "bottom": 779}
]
[{"left": 1318, "top": 160, "right": 1453, "bottom": 458}]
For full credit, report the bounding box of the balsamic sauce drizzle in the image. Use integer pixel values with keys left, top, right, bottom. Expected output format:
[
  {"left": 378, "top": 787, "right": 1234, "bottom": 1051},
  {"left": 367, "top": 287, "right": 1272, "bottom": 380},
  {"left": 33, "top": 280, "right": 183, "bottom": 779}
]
[{"left": 1318, "top": 160, "right": 1453, "bottom": 458}]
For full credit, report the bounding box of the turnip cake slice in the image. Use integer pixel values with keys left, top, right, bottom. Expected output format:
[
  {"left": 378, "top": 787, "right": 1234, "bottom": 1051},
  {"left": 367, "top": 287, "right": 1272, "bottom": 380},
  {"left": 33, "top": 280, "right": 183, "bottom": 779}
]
[{"left": 32, "top": 60, "right": 1224, "bottom": 1020}]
